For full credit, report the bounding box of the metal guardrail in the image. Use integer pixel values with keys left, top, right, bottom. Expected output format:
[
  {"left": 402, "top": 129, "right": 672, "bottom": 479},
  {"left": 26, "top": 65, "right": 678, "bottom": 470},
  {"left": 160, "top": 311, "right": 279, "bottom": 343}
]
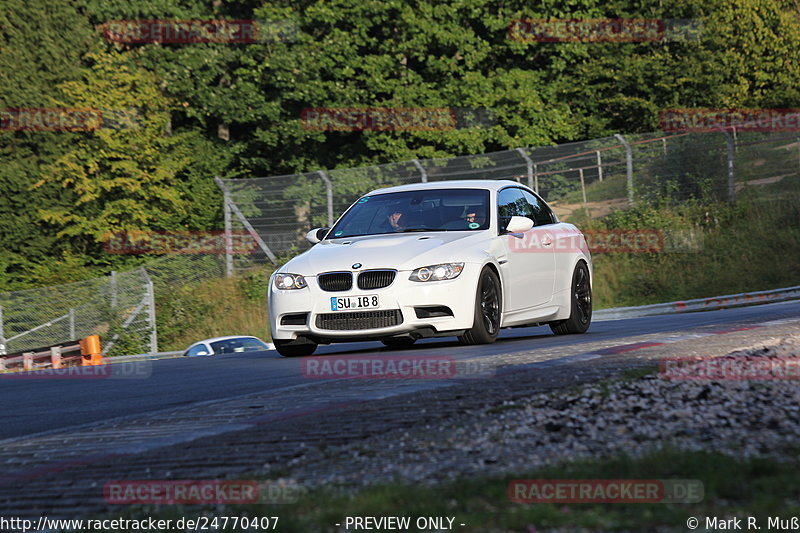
[
  {"left": 594, "top": 285, "right": 800, "bottom": 321},
  {"left": 0, "top": 335, "right": 103, "bottom": 372},
  {"left": 108, "top": 350, "right": 184, "bottom": 363},
  {"left": 0, "top": 343, "right": 83, "bottom": 372}
]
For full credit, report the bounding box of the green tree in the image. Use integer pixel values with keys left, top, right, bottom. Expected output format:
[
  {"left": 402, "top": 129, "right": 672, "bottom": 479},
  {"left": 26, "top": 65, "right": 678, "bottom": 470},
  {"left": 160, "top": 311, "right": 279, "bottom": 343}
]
[
  {"left": 0, "top": 0, "right": 92, "bottom": 288},
  {"left": 34, "top": 47, "right": 193, "bottom": 247}
]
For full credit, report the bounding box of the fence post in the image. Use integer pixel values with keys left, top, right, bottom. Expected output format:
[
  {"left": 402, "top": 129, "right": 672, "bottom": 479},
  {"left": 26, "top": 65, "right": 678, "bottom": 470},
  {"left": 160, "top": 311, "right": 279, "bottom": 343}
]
[
  {"left": 721, "top": 129, "right": 735, "bottom": 202},
  {"left": 533, "top": 163, "right": 539, "bottom": 194},
  {"left": 579, "top": 168, "right": 587, "bottom": 206},
  {"left": 50, "top": 345, "right": 61, "bottom": 369},
  {"left": 412, "top": 159, "right": 428, "bottom": 183},
  {"left": 23, "top": 352, "right": 33, "bottom": 371},
  {"left": 596, "top": 151, "right": 603, "bottom": 182},
  {"left": 614, "top": 134, "right": 634, "bottom": 206},
  {"left": 222, "top": 183, "right": 234, "bottom": 278},
  {"left": 515, "top": 148, "right": 534, "bottom": 191},
  {"left": 796, "top": 137, "right": 799, "bottom": 173},
  {"left": 110, "top": 270, "right": 118, "bottom": 310},
  {"left": 214, "top": 177, "right": 278, "bottom": 265},
  {"left": 0, "top": 304, "right": 5, "bottom": 356},
  {"left": 141, "top": 267, "right": 158, "bottom": 356},
  {"left": 317, "top": 171, "right": 334, "bottom": 227},
  {"left": 68, "top": 307, "right": 76, "bottom": 340}
]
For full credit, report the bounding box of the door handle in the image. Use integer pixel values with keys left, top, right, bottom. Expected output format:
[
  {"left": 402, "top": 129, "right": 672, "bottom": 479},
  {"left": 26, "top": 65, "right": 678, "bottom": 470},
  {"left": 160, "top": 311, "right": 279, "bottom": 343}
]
[{"left": 542, "top": 237, "right": 552, "bottom": 247}]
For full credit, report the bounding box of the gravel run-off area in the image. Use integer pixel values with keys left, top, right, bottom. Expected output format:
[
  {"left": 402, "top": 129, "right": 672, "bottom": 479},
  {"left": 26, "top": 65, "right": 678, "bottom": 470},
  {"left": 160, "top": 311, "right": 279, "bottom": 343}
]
[{"left": 278, "top": 335, "right": 800, "bottom": 490}]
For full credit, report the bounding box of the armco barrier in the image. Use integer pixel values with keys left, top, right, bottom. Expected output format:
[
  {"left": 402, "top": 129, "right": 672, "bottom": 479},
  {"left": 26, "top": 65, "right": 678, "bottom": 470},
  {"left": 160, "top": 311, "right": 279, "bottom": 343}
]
[
  {"left": 594, "top": 285, "right": 800, "bottom": 321},
  {"left": 0, "top": 334, "right": 103, "bottom": 372},
  {"left": 108, "top": 350, "right": 184, "bottom": 363}
]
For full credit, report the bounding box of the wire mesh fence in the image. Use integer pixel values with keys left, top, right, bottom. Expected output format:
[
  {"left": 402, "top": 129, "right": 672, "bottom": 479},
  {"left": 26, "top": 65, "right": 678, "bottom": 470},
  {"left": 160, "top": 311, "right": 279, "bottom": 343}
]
[
  {"left": 219, "top": 130, "right": 800, "bottom": 270},
  {"left": 0, "top": 268, "right": 152, "bottom": 357},
  {"left": 0, "top": 253, "right": 226, "bottom": 357}
]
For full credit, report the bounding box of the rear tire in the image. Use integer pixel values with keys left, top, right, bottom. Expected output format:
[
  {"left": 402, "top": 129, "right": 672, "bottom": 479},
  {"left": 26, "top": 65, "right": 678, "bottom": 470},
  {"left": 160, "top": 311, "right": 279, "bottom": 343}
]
[
  {"left": 459, "top": 267, "right": 502, "bottom": 345},
  {"left": 274, "top": 339, "right": 318, "bottom": 357},
  {"left": 380, "top": 337, "right": 417, "bottom": 349},
  {"left": 550, "top": 262, "right": 592, "bottom": 335}
]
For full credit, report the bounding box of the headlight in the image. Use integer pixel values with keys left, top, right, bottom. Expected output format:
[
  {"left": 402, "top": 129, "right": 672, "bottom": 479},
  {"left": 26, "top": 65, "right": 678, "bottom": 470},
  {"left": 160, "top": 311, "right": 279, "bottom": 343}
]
[
  {"left": 409, "top": 262, "right": 464, "bottom": 282},
  {"left": 274, "top": 273, "right": 307, "bottom": 290}
]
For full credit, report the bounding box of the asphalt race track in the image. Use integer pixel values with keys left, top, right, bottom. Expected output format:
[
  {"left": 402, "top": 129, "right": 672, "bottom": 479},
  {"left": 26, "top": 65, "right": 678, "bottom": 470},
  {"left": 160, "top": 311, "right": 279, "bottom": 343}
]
[{"left": 2, "top": 299, "right": 799, "bottom": 440}]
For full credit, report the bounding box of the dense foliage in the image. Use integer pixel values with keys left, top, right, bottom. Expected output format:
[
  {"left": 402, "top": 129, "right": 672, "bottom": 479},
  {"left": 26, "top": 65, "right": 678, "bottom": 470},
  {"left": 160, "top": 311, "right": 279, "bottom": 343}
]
[{"left": 1, "top": 0, "right": 799, "bottom": 289}]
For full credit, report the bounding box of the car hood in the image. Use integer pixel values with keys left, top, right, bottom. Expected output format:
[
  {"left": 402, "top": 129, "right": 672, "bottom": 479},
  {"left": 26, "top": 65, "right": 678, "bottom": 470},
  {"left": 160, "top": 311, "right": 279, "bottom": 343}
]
[{"left": 282, "top": 231, "right": 491, "bottom": 275}]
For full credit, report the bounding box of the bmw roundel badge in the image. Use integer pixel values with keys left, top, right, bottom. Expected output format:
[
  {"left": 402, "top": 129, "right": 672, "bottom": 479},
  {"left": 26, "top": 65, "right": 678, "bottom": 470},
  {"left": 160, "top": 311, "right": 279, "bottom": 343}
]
[{"left": 352, "top": 263, "right": 362, "bottom": 269}]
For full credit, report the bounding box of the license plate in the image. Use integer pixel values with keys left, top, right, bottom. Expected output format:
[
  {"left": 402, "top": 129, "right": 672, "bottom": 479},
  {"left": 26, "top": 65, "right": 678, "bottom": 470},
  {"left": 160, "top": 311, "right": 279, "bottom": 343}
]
[{"left": 330, "top": 295, "right": 379, "bottom": 311}]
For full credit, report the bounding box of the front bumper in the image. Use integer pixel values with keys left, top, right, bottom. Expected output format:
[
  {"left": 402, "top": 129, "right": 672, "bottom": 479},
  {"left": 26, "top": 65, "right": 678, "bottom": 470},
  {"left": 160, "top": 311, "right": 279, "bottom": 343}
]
[{"left": 268, "top": 264, "right": 480, "bottom": 343}]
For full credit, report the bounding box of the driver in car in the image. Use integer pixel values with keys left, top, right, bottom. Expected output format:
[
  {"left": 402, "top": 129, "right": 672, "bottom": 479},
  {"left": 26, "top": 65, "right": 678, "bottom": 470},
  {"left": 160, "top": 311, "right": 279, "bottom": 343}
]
[
  {"left": 378, "top": 207, "right": 408, "bottom": 232},
  {"left": 464, "top": 205, "right": 486, "bottom": 227},
  {"left": 388, "top": 210, "right": 406, "bottom": 231}
]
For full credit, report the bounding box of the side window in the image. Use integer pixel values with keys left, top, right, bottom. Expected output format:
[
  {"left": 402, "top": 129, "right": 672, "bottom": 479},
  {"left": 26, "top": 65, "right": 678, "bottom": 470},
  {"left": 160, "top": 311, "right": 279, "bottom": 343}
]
[
  {"left": 513, "top": 191, "right": 535, "bottom": 223},
  {"left": 499, "top": 188, "right": 540, "bottom": 229},
  {"left": 186, "top": 344, "right": 210, "bottom": 356},
  {"left": 497, "top": 188, "right": 523, "bottom": 230},
  {"left": 521, "top": 190, "right": 555, "bottom": 226},
  {"left": 239, "top": 338, "right": 269, "bottom": 352}
]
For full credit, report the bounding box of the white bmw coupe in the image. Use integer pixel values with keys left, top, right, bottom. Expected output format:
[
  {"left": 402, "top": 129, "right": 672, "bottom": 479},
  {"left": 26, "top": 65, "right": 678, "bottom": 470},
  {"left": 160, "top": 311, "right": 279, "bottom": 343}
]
[{"left": 268, "top": 180, "right": 592, "bottom": 357}]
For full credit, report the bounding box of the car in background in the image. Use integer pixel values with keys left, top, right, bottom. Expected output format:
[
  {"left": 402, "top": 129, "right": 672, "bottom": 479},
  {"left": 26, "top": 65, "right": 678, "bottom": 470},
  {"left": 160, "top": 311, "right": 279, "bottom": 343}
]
[
  {"left": 183, "top": 336, "right": 272, "bottom": 356},
  {"left": 268, "top": 180, "right": 592, "bottom": 357}
]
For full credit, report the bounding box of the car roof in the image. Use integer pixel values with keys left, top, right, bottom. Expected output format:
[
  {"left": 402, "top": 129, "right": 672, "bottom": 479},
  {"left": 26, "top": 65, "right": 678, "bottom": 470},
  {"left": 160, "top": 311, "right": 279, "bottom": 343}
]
[
  {"left": 186, "top": 336, "right": 263, "bottom": 349},
  {"left": 365, "top": 179, "right": 528, "bottom": 196}
]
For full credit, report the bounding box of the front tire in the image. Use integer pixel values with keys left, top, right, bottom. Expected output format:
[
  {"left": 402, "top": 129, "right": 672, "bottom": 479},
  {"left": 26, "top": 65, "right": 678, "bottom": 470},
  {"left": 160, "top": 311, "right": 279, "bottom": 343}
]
[
  {"left": 550, "top": 262, "right": 592, "bottom": 335},
  {"left": 274, "top": 339, "right": 318, "bottom": 357},
  {"left": 459, "top": 267, "right": 502, "bottom": 345}
]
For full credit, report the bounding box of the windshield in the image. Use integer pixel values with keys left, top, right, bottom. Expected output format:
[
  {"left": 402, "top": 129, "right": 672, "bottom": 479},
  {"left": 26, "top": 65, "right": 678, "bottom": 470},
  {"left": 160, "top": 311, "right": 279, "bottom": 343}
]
[
  {"left": 328, "top": 188, "right": 491, "bottom": 238},
  {"left": 210, "top": 337, "right": 269, "bottom": 354}
]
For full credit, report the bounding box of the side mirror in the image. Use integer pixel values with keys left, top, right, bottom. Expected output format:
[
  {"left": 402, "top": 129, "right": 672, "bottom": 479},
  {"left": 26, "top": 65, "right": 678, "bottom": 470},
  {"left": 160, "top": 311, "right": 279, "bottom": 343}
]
[
  {"left": 505, "top": 216, "right": 534, "bottom": 234},
  {"left": 196, "top": 350, "right": 209, "bottom": 356},
  {"left": 305, "top": 227, "right": 330, "bottom": 244}
]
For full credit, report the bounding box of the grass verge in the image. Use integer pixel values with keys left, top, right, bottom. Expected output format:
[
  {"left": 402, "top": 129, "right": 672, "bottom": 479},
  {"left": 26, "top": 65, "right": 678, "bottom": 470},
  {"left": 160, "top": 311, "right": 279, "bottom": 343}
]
[
  {"left": 115, "top": 448, "right": 800, "bottom": 532},
  {"left": 587, "top": 194, "right": 800, "bottom": 308},
  {"left": 155, "top": 269, "right": 274, "bottom": 351}
]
